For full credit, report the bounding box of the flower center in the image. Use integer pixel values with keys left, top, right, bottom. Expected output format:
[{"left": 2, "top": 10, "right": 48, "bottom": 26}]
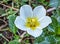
[{"left": 25, "top": 17, "right": 40, "bottom": 30}]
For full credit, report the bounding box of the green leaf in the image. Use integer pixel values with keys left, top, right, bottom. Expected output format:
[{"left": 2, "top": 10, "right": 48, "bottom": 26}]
[
  {"left": 49, "top": 0, "right": 60, "bottom": 7},
  {"left": 45, "top": 36, "right": 56, "bottom": 44},
  {"left": 9, "top": 40, "right": 20, "bottom": 44},
  {"left": 37, "top": 0, "right": 45, "bottom": 3},
  {"left": 34, "top": 36, "right": 50, "bottom": 44},
  {"left": 14, "top": 34, "right": 20, "bottom": 40},
  {"left": 39, "top": 41, "right": 50, "bottom": 44},
  {"left": 57, "top": 16, "right": 60, "bottom": 22},
  {"left": 57, "top": 41, "right": 60, "bottom": 44},
  {"left": 34, "top": 35, "right": 45, "bottom": 43},
  {"left": 51, "top": 17, "right": 58, "bottom": 28},
  {"left": 8, "top": 14, "right": 18, "bottom": 34},
  {"left": 3, "top": 42, "right": 6, "bottom": 44},
  {"left": 56, "top": 26, "right": 60, "bottom": 35},
  {"left": 55, "top": 36, "right": 60, "bottom": 44},
  {"left": 36, "top": 0, "right": 48, "bottom": 6},
  {"left": 3, "top": 0, "right": 10, "bottom": 3},
  {"left": 22, "top": 0, "right": 28, "bottom": 2},
  {"left": 47, "top": 25, "right": 55, "bottom": 32},
  {"left": 34, "top": 35, "right": 57, "bottom": 44}
]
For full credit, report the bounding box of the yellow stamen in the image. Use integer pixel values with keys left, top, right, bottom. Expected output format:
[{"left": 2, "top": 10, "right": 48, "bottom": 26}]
[{"left": 25, "top": 17, "right": 40, "bottom": 30}]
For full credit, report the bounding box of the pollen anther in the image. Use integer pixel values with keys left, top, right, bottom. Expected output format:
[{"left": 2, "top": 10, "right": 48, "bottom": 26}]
[{"left": 25, "top": 17, "right": 40, "bottom": 30}]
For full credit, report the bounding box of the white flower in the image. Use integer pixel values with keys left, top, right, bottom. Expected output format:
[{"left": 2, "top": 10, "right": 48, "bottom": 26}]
[{"left": 14, "top": 5, "right": 52, "bottom": 37}]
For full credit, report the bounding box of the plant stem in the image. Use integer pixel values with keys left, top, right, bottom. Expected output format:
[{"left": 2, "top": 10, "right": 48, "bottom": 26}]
[{"left": 2, "top": 35, "right": 9, "bottom": 42}]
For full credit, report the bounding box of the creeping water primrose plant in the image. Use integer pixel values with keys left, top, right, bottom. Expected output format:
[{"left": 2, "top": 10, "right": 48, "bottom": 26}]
[{"left": 14, "top": 5, "right": 52, "bottom": 37}]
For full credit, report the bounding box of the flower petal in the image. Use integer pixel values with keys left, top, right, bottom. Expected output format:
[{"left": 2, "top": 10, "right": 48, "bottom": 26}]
[
  {"left": 27, "top": 28, "right": 43, "bottom": 37},
  {"left": 33, "top": 5, "right": 46, "bottom": 18},
  {"left": 20, "top": 5, "right": 33, "bottom": 19},
  {"left": 14, "top": 16, "right": 27, "bottom": 31},
  {"left": 40, "top": 16, "right": 52, "bottom": 29}
]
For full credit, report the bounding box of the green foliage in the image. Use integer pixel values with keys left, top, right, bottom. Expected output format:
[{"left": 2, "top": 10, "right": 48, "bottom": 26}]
[
  {"left": 37, "top": 0, "right": 45, "bottom": 3},
  {"left": 51, "top": 17, "right": 58, "bottom": 28},
  {"left": 3, "top": 42, "right": 7, "bottom": 44},
  {"left": 34, "top": 35, "right": 57, "bottom": 44},
  {"left": 39, "top": 41, "right": 50, "bottom": 44},
  {"left": 37, "top": 0, "right": 49, "bottom": 6},
  {"left": 45, "top": 36, "right": 56, "bottom": 44},
  {"left": 22, "top": 0, "right": 28, "bottom": 2},
  {"left": 9, "top": 40, "right": 20, "bottom": 44},
  {"left": 47, "top": 25, "right": 55, "bottom": 32},
  {"left": 49, "top": 0, "right": 60, "bottom": 7},
  {"left": 34, "top": 36, "right": 45, "bottom": 43},
  {"left": 14, "top": 34, "right": 20, "bottom": 40},
  {"left": 3, "top": 0, "right": 10, "bottom": 3},
  {"left": 57, "top": 16, "right": 60, "bottom": 22},
  {"left": 8, "top": 14, "right": 18, "bottom": 34}
]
